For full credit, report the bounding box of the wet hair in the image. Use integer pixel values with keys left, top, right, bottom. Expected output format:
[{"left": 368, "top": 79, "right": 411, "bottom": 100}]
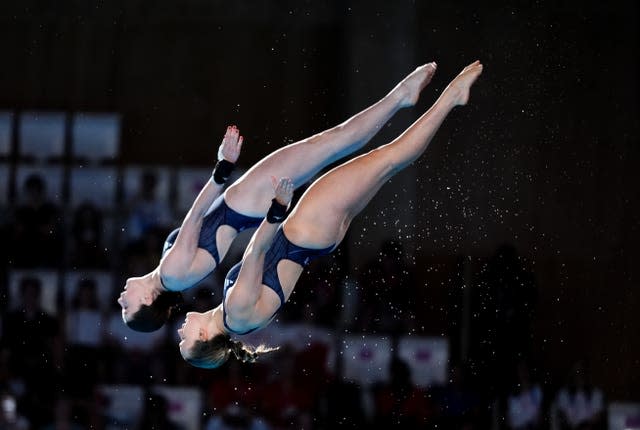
[
  {"left": 126, "top": 290, "right": 183, "bottom": 333},
  {"left": 185, "top": 334, "right": 278, "bottom": 369}
]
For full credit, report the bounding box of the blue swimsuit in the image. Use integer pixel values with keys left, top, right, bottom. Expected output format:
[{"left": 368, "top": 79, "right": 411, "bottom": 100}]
[
  {"left": 162, "top": 195, "right": 263, "bottom": 265},
  {"left": 222, "top": 227, "right": 334, "bottom": 335}
]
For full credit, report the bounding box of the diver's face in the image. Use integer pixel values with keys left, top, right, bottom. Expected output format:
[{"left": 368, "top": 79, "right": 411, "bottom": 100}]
[
  {"left": 177, "top": 311, "right": 211, "bottom": 358},
  {"left": 117, "top": 277, "right": 150, "bottom": 323}
]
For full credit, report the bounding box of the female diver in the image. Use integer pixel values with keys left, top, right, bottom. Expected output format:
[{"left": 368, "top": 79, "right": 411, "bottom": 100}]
[
  {"left": 177, "top": 60, "right": 484, "bottom": 368},
  {"left": 118, "top": 63, "right": 437, "bottom": 332}
]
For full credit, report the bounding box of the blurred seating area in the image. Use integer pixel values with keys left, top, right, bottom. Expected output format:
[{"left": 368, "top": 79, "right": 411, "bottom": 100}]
[{"left": 0, "top": 110, "right": 637, "bottom": 429}]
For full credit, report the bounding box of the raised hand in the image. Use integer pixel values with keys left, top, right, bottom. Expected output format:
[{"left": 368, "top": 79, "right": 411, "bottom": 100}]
[
  {"left": 218, "top": 125, "right": 243, "bottom": 163},
  {"left": 271, "top": 176, "right": 294, "bottom": 206}
]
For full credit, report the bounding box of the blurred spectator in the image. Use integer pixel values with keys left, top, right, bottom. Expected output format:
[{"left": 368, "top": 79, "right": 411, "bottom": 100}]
[
  {"left": 372, "top": 356, "right": 436, "bottom": 427},
  {"left": 64, "top": 278, "right": 105, "bottom": 399},
  {"left": 125, "top": 169, "right": 173, "bottom": 245},
  {"left": 0, "top": 390, "right": 29, "bottom": 430},
  {"left": 124, "top": 226, "right": 169, "bottom": 279},
  {"left": 553, "top": 361, "right": 605, "bottom": 430},
  {"left": 206, "top": 360, "right": 263, "bottom": 417},
  {"left": 469, "top": 243, "right": 538, "bottom": 397},
  {"left": 205, "top": 360, "right": 271, "bottom": 430},
  {"left": 40, "top": 396, "right": 85, "bottom": 430},
  {"left": 205, "top": 404, "right": 270, "bottom": 430},
  {"left": 505, "top": 360, "right": 543, "bottom": 430},
  {"left": 10, "top": 174, "right": 63, "bottom": 267},
  {"left": 321, "top": 379, "right": 366, "bottom": 428},
  {"left": 0, "top": 349, "right": 23, "bottom": 401},
  {"left": 433, "top": 362, "right": 482, "bottom": 429},
  {"left": 355, "top": 240, "right": 417, "bottom": 333},
  {"left": 137, "top": 392, "right": 181, "bottom": 430},
  {"left": 0, "top": 298, "right": 6, "bottom": 335},
  {"left": 0, "top": 205, "right": 9, "bottom": 275},
  {"left": 70, "top": 202, "right": 108, "bottom": 268},
  {"left": 1, "top": 276, "right": 62, "bottom": 428},
  {"left": 291, "top": 340, "right": 332, "bottom": 405},
  {"left": 260, "top": 348, "right": 314, "bottom": 428}
]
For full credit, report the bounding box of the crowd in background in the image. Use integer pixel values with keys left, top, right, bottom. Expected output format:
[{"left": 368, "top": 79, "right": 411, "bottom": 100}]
[{"left": 0, "top": 170, "right": 608, "bottom": 430}]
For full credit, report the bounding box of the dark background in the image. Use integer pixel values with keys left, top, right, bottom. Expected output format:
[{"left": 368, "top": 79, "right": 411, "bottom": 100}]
[{"left": 0, "top": 0, "right": 638, "bottom": 422}]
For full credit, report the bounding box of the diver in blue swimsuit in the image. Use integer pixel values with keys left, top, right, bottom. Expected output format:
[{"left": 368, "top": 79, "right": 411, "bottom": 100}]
[
  {"left": 118, "top": 63, "right": 439, "bottom": 332},
  {"left": 177, "top": 60, "right": 484, "bottom": 369},
  {"left": 221, "top": 222, "right": 334, "bottom": 336}
]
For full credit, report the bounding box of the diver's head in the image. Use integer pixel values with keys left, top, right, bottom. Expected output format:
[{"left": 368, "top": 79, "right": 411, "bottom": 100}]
[
  {"left": 177, "top": 308, "right": 277, "bottom": 369},
  {"left": 118, "top": 273, "right": 182, "bottom": 332},
  {"left": 178, "top": 309, "right": 230, "bottom": 369}
]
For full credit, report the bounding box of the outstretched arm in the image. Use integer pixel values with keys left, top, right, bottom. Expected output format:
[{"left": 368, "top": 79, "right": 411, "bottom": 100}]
[
  {"left": 159, "top": 126, "right": 243, "bottom": 289},
  {"left": 225, "top": 177, "right": 294, "bottom": 316}
]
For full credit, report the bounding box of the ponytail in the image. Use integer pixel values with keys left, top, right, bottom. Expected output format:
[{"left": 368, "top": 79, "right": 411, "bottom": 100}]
[
  {"left": 229, "top": 339, "right": 278, "bottom": 364},
  {"left": 185, "top": 334, "right": 279, "bottom": 369}
]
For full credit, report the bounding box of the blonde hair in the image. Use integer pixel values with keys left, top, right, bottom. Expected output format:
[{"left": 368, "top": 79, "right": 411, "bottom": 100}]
[{"left": 185, "top": 334, "right": 279, "bottom": 369}]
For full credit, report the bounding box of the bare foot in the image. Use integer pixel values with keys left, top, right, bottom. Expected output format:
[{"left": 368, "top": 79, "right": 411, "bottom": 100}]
[
  {"left": 392, "top": 62, "right": 437, "bottom": 108},
  {"left": 443, "top": 60, "right": 484, "bottom": 106}
]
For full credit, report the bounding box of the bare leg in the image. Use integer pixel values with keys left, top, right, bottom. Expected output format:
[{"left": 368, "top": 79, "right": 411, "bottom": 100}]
[
  {"left": 284, "top": 61, "right": 484, "bottom": 248},
  {"left": 225, "top": 63, "right": 437, "bottom": 216}
]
